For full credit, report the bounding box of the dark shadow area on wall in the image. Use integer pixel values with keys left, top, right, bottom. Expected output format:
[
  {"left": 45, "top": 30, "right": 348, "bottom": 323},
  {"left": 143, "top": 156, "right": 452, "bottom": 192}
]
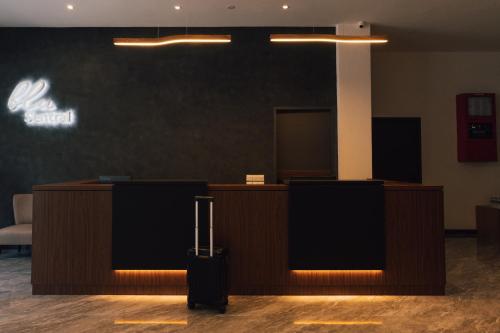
[
  {"left": 0, "top": 27, "right": 337, "bottom": 227},
  {"left": 275, "top": 108, "right": 337, "bottom": 182}
]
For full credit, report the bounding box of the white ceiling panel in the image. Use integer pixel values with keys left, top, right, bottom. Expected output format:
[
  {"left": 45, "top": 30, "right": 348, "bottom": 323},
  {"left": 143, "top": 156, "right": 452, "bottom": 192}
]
[{"left": 1, "top": 0, "right": 500, "bottom": 51}]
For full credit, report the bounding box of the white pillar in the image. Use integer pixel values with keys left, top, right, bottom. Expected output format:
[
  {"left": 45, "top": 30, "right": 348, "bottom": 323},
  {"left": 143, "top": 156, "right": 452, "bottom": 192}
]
[{"left": 336, "top": 23, "right": 373, "bottom": 180}]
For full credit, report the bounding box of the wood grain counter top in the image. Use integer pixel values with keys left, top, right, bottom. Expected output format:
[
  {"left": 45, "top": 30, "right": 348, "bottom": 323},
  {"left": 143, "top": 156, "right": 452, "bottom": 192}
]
[
  {"left": 33, "top": 180, "right": 113, "bottom": 191},
  {"left": 33, "top": 179, "right": 442, "bottom": 192}
]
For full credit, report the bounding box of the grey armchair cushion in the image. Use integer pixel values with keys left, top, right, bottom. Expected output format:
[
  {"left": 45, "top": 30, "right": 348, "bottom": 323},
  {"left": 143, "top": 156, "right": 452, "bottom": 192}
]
[
  {"left": 0, "top": 194, "right": 33, "bottom": 246},
  {"left": 0, "top": 224, "right": 32, "bottom": 245},
  {"left": 13, "top": 194, "right": 33, "bottom": 225}
]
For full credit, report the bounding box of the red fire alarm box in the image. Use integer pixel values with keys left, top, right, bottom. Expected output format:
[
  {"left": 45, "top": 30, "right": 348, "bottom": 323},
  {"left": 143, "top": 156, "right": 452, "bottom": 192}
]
[{"left": 456, "top": 93, "right": 497, "bottom": 162}]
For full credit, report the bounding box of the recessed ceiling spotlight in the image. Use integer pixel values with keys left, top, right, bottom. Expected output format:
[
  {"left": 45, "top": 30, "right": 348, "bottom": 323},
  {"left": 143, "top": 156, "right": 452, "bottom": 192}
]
[
  {"left": 282, "top": 4, "right": 289, "bottom": 10},
  {"left": 174, "top": 5, "right": 181, "bottom": 10},
  {"left": 66, "top": 4, "right": 74, "bottom": 11},
  {"left": 227, "top": 4, "right": 236, "bottom": 10}
]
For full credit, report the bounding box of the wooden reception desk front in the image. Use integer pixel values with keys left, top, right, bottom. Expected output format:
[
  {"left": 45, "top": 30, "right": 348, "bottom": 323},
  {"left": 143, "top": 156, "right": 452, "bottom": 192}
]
[{"left": 32, "top": 180, "right": 445, "bottom": 295}]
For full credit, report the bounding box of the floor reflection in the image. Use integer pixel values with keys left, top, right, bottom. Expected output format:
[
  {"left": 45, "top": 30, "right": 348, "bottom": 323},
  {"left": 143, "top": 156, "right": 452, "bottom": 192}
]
[
  {"left": 0, "top": 238, "right": 499, "bottom": 333},
  {"left": 293, "top": 320, "right": 383, "bottom": 325},
  {"left": 114, "top": 319, "right": 188, "bottom": 325}
]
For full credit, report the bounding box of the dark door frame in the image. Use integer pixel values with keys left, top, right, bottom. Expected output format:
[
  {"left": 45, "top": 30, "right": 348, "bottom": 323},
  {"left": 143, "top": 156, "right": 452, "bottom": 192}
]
[{"left": 273, "top": 107, "right": 338, "bottom": 182}]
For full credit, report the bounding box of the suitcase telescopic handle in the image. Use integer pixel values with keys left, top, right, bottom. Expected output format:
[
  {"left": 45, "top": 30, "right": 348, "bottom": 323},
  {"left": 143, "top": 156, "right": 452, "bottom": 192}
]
[{"left": 194, "top": 196, "right": 215, "bottom": 257}]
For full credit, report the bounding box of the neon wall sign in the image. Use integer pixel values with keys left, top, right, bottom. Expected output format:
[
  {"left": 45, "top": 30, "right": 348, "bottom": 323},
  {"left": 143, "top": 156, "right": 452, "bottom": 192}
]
[{"left": 7, "top": 79, "right": 76, "bottom": 127}]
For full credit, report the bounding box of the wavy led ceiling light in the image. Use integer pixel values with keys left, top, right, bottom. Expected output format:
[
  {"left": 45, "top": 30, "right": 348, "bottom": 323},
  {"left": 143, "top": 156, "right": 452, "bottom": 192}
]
[
  {"left": 270, "top": 34, "right": 388, "bottom": 44},
  {"left": 113, "top": 34, "right": 231, "bottom": 47}
]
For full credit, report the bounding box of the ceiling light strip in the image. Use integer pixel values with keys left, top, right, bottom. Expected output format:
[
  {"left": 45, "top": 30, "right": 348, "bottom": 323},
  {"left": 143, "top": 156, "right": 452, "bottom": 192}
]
[
  {"left": 113, "top": 34, "right": 231, "bottom": 47},
  {"left": 270, "top": 34, "right": 388, "bottom": 44}
]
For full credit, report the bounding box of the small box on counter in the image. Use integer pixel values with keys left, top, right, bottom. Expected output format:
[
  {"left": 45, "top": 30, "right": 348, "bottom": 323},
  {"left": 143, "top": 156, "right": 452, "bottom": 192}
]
[{"left": 246, "top": 174, "right": 265, "bottom": 185}]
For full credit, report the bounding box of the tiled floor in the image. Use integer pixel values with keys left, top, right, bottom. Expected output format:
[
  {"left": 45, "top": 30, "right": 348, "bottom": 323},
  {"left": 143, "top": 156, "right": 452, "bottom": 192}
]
[{"left": 1, "top": 238, "right": 499, "bottom": 333}]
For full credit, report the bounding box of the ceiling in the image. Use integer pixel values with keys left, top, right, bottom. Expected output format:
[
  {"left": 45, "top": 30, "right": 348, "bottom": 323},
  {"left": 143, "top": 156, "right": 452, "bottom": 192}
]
[{"left": 1, "top": 0, "right": 500, "bottom": 51}]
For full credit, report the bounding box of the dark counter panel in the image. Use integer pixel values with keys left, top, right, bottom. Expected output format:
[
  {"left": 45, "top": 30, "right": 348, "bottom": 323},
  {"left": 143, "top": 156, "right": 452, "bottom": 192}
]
[
  {"left": 288, "top": 180, "right": 385, "bottom": 270},
  {"left": 111, "top": 181, "right": 208, "bottom": 270}
]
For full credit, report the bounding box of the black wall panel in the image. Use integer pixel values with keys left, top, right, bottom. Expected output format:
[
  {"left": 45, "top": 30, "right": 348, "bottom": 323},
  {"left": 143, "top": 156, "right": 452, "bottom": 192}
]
[
  {"left": 372, "top": 117, "right": 422, "bottom": 183},
  {"left": 0, "top": 27, "right": 337, "bottom": 227}
]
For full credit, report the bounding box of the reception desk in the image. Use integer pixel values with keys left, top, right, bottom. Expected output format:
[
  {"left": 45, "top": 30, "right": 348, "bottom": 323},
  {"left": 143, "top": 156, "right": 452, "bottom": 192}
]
[{"left": 32, "top": 180, "right": 445, "bottom": 295}]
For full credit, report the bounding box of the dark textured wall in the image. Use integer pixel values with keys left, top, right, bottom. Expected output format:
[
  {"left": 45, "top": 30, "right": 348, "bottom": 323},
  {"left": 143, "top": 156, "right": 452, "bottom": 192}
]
[{"left": 0, "top": 27, "right": 337, "bottom": 227}]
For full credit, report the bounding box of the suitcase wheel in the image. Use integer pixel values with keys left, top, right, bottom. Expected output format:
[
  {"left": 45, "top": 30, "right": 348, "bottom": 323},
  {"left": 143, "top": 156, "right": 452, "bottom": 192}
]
[
  {"left": 218, "top": 305, "right": 226, "bottom": 314},
  {"left": 187, "top": 302, "right": 196, "bottom": 310}
]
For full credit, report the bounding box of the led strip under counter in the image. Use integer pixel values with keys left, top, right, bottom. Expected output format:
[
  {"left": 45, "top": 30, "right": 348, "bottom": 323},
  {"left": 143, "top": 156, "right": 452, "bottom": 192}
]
[
  {"left": 113, "top": 270, "right": 187, "bottom": 276},
  {"left": 114, "top": 270, "right": 187, "bottom": 273},
  {"left": 114, "top": 270, "right": 382, "bottom": 274},
  {"left": 291, "top": 270, "right": 384, "bottom": 274},
  {"left": 113, "top": 270, "right": 187, "bottom": 283}
]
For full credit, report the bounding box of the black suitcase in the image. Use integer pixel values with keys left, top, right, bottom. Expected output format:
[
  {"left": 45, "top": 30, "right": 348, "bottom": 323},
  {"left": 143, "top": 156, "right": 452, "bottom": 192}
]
[{"left": 187, "top": 196, "right": 228, "bottom": 313}]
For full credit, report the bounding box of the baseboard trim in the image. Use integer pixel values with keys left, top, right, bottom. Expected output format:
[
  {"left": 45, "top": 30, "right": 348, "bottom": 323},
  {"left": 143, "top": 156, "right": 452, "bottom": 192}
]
[{"left": 445, "top": 229, "right": 477, "bottom": 237}]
